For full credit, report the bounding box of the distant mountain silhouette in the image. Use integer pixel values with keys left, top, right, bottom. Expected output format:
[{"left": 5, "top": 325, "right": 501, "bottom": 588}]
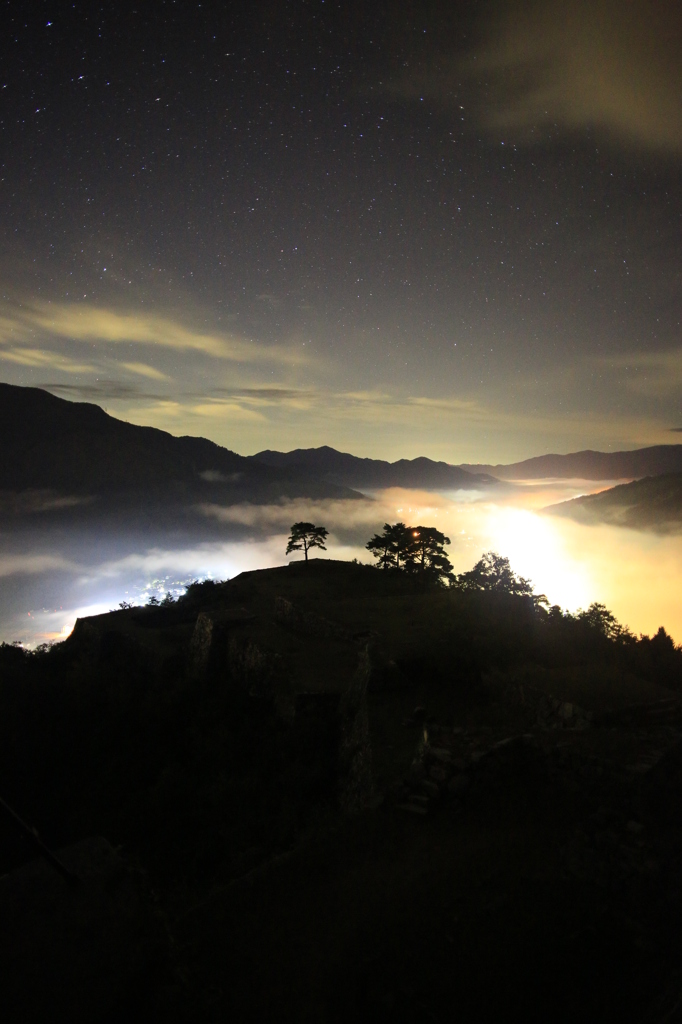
[
  {"left": 0, "top": 384, "right": 360, "bottom": 509},
  {"left": 545, "top": 473, "right": 682, "bottom": 532},
  {"left": 250, "top": 445, "right": 497, "bottom": 490},
  {"left": 461, "top": 446, "right": 682, "bottom": 481}
]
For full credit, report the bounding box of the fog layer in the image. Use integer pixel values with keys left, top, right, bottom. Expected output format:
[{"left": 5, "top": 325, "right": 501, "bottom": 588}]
[{"left": 2, "top": 479, "right": 680, "bottom": 645}]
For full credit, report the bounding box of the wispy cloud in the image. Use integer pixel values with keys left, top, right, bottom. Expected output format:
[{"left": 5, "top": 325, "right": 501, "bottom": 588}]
[
  {"left": 26, "top": 303, "right": 307, "bottom": 365},
  {"left": 92, "top": 540, "right": 286, "bottom": 580},
  {"left": 0, "top": 553, "right": 77, "bottom": 578},
  {"left": 200, "top": 496, "right": 376, "bottom": 531},
  {"left": 231, "top": 387, "right": 312, "bottom": 401},
  {"left": 120, "top": 361, "right": 169, "bottom": 380},
  {"left": 0, "top": 301, "right": 309, "bottom": 400},
  {"left": 408, "top": 396, "right": 485, "bottom": 416},
  {"left": 198, "top": 489, "right": 491, "bottom": 544},
  {"left": 478, "top": 0, "right": 682, "bottom": 150},
  {"left": 0, "top": 492, "right": 92, "bottom": 515},
  {"left": 39, "top": 380, "right": 164, "bottom": 402},
  {"left": 211, "top": 386, "right": 318, "bottom": 410},
  {"left": 121, "top": 379, "right": 674, "bottom": 460},
  {"left": 0, "top": 347, "right": 94, "bottom": 373},
  {"left": 189, "top": 399, "right": 267, "bottom": 422},
  {"left": 121, "top": 397, "right": 268, "bottom": 425},
  {"left": 387, "top": 0, "right": 682, "bottom": 152}
]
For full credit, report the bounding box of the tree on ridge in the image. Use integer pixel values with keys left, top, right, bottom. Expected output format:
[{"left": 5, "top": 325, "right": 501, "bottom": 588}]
[
  {"left": 366, "top": 522, "right": 412, "bottom": 570},
  {"left": 366, "top": 522, "right": 453, "bottom": 583},
  {"left": 455, "top": 551, "right": 535, "bottom": 597},
  {"left": 286, "top": 522, "right": 328, "bottom": 562},
  {"left": 404, "top": 525, "right": 453, "bottom": 581}
]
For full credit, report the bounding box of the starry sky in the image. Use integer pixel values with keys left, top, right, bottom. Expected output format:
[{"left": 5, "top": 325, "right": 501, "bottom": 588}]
[{"left": 0, "top": 0, "right": 680, "bottom": 462}]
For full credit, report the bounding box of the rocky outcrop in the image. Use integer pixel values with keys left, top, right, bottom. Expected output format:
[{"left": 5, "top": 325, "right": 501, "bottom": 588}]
[
  {"left": 189, "top": 611, "right": 213, "bottom": 678},
  {"left": 535, "top": 693, "right": 592, "bottom": 731},
  {"left": 338, "top": 646, "right": 374, "bottom": 814},
  {"left": 486, "top": 674, "right": 593, "bottom": 731},
  {"left": 227, "top": 634, "right": 282, "bottom": 697},
  {"left": 291, "top": 647, "right": 374, "bottom": 814},
  {"left": 274, "top": 595, "right": 352, "bottom": 642}
]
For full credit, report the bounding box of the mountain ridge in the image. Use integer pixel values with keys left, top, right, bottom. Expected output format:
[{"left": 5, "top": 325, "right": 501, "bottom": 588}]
[
  {"left": 461, "top": 446, "right": 682, "bottom": 481},
  {"left": 4, "top": 384, "right": 682, "bottom": 505},
  {"left": 250, "top": 445, "right": 497, "bottom": 490},
  {"left": 544, "top": 472, "right": 682, "bottom": 532},
  {"left": 0, "top": 383, "right": 360, "bottom": 505}
]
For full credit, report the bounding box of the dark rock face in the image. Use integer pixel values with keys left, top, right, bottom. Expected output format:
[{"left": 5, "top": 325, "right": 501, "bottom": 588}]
[
  {"left": 292, "top": 648, "right": 375, "bottom": 815},
  {"left": 274, "top": 595, "right": 352, "bottom": 641},
  {"left": 396, "top": 727, "right": 547, "bottom": 815},
  {"left": 535, "top": 695, "right": 593, "bottom": 731},
  {"left": 0, "top": 836, "right": 167, "bottom": 1024},
  {"left": 338, "top": 648, "right": 374, "bottom": 814},
  {"left": 488, "top": 675, "right": 593, "bottom": 731},
  {"left": 189, "top": 611, "right": 213, "bottom": 679},
  {"left": 208, "top": 595, "right": 377, "bottom": 812},
  {"left": 294, "top": 692, "right": 343, "bottom": 804},
  {"left": 227, "top": 633, "right": 281, "bottom": 697}
]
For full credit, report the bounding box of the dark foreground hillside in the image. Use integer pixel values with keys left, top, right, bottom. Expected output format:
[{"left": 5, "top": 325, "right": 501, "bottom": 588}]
[{"left": 2, "top": 561, "right": 682, "bottom": 1022}]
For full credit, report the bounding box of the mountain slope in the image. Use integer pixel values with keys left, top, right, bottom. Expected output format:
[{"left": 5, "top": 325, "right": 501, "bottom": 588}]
[
  {"left": 544, "top": 473, "right": 682, "bottom": 531},
  {"left": 250, "top": 445, "right": 498, "bottom": 490},
  {"left": 461, "top": 446, "right": 682, "bottom": 481},
  {"left": 0, "top": 384, "right": 359, "bottom": 503}
]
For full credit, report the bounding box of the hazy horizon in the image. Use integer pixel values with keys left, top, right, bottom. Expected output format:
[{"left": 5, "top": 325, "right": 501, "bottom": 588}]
[{"left": 3, "top": 476, "right": 682, "bottom": 649}]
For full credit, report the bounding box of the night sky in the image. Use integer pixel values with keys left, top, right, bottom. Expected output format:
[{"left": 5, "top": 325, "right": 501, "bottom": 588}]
[{"left": 1, "top": 0, "right": 680, "bottom": 461}]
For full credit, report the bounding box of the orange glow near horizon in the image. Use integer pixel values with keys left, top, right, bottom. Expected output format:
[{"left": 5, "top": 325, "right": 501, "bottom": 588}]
[{"left": 381, "top": 485, "right": 682, "bottom": 641}]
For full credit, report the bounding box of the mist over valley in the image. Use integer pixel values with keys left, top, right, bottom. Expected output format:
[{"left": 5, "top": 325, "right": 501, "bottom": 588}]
[{"left": 3, "top": 385, "right": 682, "bottom": 647}]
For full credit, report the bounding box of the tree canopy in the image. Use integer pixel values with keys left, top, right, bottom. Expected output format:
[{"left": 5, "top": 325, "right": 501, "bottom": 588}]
[
  {"left": 366, "top": 522, "right": 453, "bottom": 583},
  {"left": 286, "top": 522, "right": 328, "bottom": 561},
  {"left": 576, "top": 602, "right": 633, "bottom": 642},
  {"left": 454, "top": 551, "right": 536, "bottom": 597},
  {"left": 366, "top": 522, "right": 413, "bottom": 571},
  {"left": 404, "top": 526, "right": 453, "bottom": 580}
]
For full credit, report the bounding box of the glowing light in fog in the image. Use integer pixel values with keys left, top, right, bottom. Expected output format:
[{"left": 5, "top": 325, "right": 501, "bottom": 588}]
[{"left": 4, "top": 479, "right": 682, "bottom": 647}]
